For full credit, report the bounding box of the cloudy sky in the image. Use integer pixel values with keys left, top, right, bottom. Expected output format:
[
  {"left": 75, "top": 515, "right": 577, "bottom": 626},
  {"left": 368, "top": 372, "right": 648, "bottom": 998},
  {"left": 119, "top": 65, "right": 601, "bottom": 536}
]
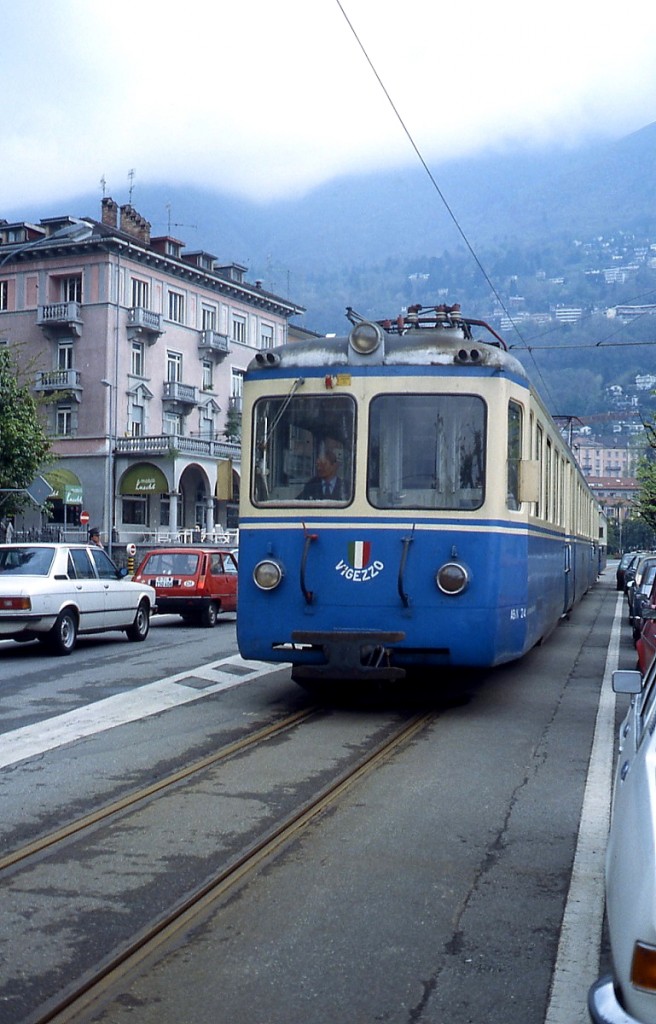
[{"left": 3, "top": 0, "right": 656, "bottom": 215}]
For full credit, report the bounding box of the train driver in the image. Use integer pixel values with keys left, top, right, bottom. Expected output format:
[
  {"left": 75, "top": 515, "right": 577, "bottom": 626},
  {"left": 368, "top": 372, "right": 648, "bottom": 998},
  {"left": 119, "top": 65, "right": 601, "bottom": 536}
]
[{"left": 297, "top": 449, "right": 345, "bottom": 500}]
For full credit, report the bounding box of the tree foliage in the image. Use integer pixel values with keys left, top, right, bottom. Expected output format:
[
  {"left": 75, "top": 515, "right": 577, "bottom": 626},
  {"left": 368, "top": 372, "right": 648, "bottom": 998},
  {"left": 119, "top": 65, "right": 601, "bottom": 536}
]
[
  {"left": 634, "top": 445, "right": 656, "bottom": 533},
  {"left": 0, "top": 348, "right": 51, "bottom": 515}
]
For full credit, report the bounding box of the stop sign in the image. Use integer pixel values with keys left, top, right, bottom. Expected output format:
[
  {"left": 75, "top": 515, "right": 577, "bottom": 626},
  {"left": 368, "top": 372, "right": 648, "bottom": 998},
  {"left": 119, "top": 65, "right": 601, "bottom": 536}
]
[{"left": 80, "top": 510, "right": 90, "bottom": 525}]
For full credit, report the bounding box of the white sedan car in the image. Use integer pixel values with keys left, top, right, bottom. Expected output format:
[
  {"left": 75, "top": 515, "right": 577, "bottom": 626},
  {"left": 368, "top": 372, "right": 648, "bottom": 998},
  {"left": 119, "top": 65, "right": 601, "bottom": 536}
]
[
  {"left": 0, "top": 543, "right": 156, "bottom": 655},
  {"left": 589, "top": 663, "right": 656, "bottom": 1023}
]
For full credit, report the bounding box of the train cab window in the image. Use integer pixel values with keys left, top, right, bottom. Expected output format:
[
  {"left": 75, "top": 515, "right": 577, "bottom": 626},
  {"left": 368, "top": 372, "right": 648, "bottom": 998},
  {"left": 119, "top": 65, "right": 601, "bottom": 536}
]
[
  {"left": 367, "top": 393, "right": 485, "bottom": 510},
  {"left": 251, "top": 394, "right": 355, "bottom": 505}
]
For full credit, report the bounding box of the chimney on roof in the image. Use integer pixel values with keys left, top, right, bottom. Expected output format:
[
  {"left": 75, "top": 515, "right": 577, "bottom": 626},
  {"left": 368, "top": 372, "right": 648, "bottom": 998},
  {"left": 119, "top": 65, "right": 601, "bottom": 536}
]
[
  {"left": 101, "top": 197, "right": 119, "bottom": 229},
  {"left": 119, "top": 203, "right": 151, "bottom": 244}
]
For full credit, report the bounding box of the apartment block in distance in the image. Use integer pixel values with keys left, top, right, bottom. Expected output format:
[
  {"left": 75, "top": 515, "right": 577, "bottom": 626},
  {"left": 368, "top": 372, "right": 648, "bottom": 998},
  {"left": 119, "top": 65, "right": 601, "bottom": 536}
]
[{"left": 0, "top": 198, "right": 304, "bottom": 554}]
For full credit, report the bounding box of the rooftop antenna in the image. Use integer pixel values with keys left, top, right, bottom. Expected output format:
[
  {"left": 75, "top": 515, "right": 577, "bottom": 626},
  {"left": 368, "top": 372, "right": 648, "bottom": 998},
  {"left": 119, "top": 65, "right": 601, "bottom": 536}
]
[
  {"left": 165, "top": 202, "right": 197, "bottom": 235},
  {"left": 128, "top": 168, "right": 136, "bottom": 204},
  {"left": 100, "top": 175, "right": 107, "bottom": 197}
]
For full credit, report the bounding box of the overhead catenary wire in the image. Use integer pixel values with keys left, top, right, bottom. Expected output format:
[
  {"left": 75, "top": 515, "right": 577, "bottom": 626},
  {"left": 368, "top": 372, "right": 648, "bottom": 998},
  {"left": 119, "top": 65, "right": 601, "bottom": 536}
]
[
  {"left": 336, "top": 0, "right": 656, "bottom": 426},
  {"left": 333, "top": 0, "right": 559, "bottom": 409}
]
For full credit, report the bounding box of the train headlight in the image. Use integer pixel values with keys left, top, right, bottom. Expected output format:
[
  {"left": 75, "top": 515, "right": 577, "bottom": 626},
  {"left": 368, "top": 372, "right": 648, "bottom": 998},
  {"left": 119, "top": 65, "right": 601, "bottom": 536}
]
[
  {"left": 349, "top": 321, "right": 383, "bottom": 355},
  {"left": 253, "top": 559, "right": 284, "bottom": 591},
  {"left": 436, "top": 562, "right": 470, "bottom": 595}
]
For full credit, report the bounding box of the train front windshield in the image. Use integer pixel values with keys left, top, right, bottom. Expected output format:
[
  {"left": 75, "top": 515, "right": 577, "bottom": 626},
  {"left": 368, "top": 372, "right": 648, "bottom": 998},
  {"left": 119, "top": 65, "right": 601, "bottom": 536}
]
[
  {"left": 252, "top": 394, "right": 356, "bottom": 504},
  {"left": 369, "top": 394, "right": 485, "bottom": 509},
  {"left": 251, "top": 391, "right": 485, "bottom": 510}
]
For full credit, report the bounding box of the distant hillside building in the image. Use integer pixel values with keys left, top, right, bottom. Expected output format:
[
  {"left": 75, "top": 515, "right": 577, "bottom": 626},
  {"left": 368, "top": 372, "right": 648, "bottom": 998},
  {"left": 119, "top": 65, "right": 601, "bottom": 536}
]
[
  {"left": 574, "top": 439, "right": 638, "bottom": 479},
  {"left": 586, "top": 477, "right": 638, "bottom": 526},
  {"left": 0, "top": 199, "right": 304, "bottom": 550},
  {"left": 607, "top": 303, "right": 656, "bottom": 320},
  {"left": 552, "top": 305, "right": 583, "bottom": 324}
]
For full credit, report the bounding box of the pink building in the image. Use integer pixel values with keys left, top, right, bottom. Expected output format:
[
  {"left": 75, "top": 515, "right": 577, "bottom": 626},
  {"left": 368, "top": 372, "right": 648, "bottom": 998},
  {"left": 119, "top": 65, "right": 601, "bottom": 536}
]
[{"left": 0, "top": 199, "right": 304, "bottom": 554}]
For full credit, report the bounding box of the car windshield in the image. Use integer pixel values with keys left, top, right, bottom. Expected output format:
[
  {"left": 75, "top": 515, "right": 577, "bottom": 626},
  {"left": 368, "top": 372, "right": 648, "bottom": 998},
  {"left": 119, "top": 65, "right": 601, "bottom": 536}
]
[
  {"left": 141, "top": 553, "right": 199, "bottom": 576},
  {"left": 0, "top": 546, "right": 55, "bottom": 576}
]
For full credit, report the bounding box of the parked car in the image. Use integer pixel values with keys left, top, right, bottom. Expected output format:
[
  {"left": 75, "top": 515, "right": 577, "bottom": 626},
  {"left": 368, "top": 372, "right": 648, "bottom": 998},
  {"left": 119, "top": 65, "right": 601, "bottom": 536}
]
[
  {"left": 0, "top": 543, "right": 156, "bottom": 654},
  {"left": 636, "top": 575, "right": 656, "bottom": 672},
  {"left": 617, "top": 552, "right": 636, "bottom": 591},
  {"left": 632, "top": 562, "right": 656, "bottom": 641},
  {"left": 589, "top": 663, "right": 656, "bottom": 1024},
  {"left": 133, "top": 546, "right": 238, "bottom": 627},
  {"left": 624, "top": 552, "right": 648, "bottom": 597}
]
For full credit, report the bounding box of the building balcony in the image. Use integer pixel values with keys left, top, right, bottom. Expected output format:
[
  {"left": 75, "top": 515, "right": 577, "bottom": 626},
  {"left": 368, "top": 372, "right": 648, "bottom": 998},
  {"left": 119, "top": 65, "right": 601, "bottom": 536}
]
[
  {"left": 162, "top": 380, "right": 199, "bottom": 408},
  {"left": 198, "top": 329, "right": 230, "bottom": 359},
  {"left": 37, "top": 302, "right": 83, "bottom": 336},
  {"left": 127, "top": 306, "right": 163, "bottom": 343},
  {"left": 34, "top": 368, "right": 83, "bottom": 399},
  {"left": 115, "top": 433, "right": 240, "bottom": 461}
]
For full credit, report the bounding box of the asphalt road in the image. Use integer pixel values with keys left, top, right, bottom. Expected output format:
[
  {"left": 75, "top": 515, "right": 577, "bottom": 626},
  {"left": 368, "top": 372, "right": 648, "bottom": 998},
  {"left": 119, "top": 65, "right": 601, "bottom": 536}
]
[{"left": 0, "top": 572, "right": 633, "bottom": 1024}]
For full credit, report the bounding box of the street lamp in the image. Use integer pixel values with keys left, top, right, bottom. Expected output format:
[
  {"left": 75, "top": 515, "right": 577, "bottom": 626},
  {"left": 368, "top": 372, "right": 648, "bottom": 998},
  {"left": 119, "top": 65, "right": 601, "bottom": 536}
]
[{"left": 101, "top": 379, "right": 114, "bottom": 556}]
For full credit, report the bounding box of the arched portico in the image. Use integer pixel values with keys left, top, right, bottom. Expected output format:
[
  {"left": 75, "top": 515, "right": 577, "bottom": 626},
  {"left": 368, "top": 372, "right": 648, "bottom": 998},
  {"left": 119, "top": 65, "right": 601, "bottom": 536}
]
[{"left": 177, "top": 464, "right": 214, "bottom": 534}]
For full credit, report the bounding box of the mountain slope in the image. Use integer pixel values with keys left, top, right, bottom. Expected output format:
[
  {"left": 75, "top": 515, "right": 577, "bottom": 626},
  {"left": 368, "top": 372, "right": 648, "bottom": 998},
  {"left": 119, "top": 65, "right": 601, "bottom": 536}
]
[{"left": 5, "top": 123, "right": 656, "bottom": 313}]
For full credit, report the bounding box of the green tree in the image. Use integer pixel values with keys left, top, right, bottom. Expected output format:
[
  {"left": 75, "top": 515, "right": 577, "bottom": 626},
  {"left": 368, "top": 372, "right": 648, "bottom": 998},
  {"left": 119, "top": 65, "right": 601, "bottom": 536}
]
[
  {"left": 223, "top": 403, "right": 242, "bottom": 444},
  {"left": 617, "top": 515, "right": 656, "bottom": 552},
  {"left": 634, "top": 450, "right": 656, "bottom": 533},
  {"left": 0, "top": 348, "right": 51, "bottom": 516}
]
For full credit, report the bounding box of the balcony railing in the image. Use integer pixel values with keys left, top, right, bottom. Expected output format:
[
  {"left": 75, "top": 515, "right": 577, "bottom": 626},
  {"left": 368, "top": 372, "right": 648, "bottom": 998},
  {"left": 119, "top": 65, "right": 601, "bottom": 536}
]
[
  {"left": 37, "top": 302, "right": 83, "bottom": 335},
  {"left": 127, "top": 306, "right": 163, "bottom": 341},
  {"left": 198, "top": 329, "right": 230, "bottom": 358},
  {"left": 34, "top": 368, "right": 83, "bottom": 395},
  {"left": 115, "top": 434, "right": 240, "bottom": 461},
  {"left": 162, "top": 381, "right": 199, "bottom": 406}
]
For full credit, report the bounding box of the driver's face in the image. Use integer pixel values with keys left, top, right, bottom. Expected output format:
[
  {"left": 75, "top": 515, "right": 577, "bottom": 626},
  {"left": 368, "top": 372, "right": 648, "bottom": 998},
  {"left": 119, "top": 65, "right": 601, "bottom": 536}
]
[{"left": 316, "top": 454, "right": 336, "bottom": 479}]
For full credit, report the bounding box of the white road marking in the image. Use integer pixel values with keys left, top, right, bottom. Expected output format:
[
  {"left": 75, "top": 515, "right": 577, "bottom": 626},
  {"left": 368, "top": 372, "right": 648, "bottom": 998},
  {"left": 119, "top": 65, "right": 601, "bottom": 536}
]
[
  {"left": 0, "top": 655, "right": 283, "bottom": 770},
  {"left": 544, "top": 593, "right": 623, "bottom": 1024}
]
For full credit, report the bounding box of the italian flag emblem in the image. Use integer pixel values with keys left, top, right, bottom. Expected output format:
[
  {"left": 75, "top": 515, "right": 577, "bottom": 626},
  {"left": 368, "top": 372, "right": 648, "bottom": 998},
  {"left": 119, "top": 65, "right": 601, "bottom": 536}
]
[{"left": 348, "top": 541, "right": 371, "bottom": 569}]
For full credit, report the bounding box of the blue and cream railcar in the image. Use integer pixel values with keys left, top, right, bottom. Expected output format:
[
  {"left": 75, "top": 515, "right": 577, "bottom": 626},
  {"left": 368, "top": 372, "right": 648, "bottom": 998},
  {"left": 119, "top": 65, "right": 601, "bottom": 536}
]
[{"left": 236, "top": 306, "right": 602, "bottom": 686}]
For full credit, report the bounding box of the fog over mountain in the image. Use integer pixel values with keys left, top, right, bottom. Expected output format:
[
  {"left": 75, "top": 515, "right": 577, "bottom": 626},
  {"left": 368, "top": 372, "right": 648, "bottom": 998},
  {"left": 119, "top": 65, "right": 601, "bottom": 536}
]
[{"left": 6, "top": 122, "right": 656, "bottom": 334}]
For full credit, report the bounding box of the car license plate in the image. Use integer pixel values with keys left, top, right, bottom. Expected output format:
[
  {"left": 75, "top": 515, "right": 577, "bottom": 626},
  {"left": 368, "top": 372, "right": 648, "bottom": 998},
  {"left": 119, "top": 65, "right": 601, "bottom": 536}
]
[{"left": 156, "top": 576, "right": 174, "bottom": 587}]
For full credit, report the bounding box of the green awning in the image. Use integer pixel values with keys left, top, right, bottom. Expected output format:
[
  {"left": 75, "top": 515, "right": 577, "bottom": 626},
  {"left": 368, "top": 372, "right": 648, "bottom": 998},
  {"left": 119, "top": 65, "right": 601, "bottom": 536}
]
[
  {"left": 120, "top": 464, "right": 169, "bottom": 495},
  {"left": 44, "top": 469, "right": 83, "bottom": 505}
]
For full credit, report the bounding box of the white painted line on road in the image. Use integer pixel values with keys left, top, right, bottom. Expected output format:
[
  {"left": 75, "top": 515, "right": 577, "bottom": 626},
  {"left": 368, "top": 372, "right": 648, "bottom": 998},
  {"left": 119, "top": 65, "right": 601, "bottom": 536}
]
[
  {"left": 544, "top": 593, "right": 623, "bottom": 1024},
  {"left": 0, "top": 655, "right": 284, "bottom": 770}
]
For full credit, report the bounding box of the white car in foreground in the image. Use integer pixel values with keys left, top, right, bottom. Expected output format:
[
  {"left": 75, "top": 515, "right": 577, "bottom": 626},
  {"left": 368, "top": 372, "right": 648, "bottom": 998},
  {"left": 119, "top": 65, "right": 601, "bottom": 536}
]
[
  {"left": 589, "top": 663, "right": 656, "bottom": 1024},
  {"left": 0, "top": 543, "right": 156, "bottom": 654}
]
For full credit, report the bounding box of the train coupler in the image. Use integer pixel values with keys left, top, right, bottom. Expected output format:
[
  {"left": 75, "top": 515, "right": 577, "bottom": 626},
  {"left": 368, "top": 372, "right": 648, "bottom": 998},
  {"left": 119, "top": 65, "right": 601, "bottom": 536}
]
[{"left": 290, "top": 630, "right": 406, "bottom": 682}]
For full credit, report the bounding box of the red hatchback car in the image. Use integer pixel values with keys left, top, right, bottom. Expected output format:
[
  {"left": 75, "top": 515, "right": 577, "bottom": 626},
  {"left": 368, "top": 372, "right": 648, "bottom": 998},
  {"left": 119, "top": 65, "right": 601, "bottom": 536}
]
[{"left": 133, "top": 547, "right": 238, "bottom": 627}]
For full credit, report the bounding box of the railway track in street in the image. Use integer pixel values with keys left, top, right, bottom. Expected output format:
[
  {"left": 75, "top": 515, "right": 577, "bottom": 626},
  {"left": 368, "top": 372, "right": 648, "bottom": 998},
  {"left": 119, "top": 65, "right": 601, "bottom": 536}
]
[
  {"left": 2, "top": 705, "right": 434, "bottom": 1024},
  {"left": 0, "top": 707, "right": 316, "bottom": 876}
]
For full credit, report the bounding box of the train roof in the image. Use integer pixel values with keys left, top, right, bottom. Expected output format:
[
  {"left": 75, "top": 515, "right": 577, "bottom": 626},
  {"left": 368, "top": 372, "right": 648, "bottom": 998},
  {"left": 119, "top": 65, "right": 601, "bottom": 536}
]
[{"left": 249, "top": 306, "right": 528, "bottom": 379}]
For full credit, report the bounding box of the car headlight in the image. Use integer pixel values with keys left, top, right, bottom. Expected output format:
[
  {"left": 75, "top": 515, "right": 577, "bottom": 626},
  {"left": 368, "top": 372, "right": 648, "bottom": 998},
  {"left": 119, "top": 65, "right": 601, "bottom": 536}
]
[
  {"left": 435, "top": 562, "right": 470, "bottom": 595},
  {"left": 253, "top": 559, "right": 284, "bottom": 591}
]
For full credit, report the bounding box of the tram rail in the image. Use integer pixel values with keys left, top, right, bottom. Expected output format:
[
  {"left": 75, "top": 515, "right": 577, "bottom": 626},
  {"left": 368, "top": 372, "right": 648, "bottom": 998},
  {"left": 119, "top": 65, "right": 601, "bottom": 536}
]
[{"left": 5, "top": 707, "right": 434, "bottom": 1024}]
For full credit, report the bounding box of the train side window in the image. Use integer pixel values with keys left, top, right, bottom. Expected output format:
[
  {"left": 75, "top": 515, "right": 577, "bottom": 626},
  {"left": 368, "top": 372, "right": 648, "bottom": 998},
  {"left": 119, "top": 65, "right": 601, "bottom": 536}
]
[
  {"left": 535, "top": 424, "right": 543, "bottom": 518},
  {"left": 368, "top": 393, "right": 485, "bottom": 510},
  {"left": 507, "top": 400, "right": 522, "bottom": 510}
]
